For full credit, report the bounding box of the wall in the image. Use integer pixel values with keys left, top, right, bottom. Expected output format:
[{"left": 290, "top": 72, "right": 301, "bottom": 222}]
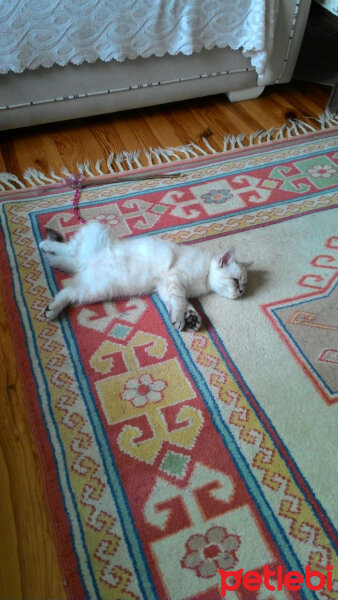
[{"left": 314, "top": 0, "right": 338, "bottom": 16}]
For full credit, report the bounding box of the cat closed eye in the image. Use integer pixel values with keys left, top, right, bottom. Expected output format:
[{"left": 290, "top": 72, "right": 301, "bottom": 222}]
[{"left": 234, "top": 278, "right": 239, "bottom": 286}]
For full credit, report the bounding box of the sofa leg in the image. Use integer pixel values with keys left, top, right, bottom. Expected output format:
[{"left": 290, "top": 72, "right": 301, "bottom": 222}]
[{"left": 226, "top": 85, "right": 265, "bottom": 102}]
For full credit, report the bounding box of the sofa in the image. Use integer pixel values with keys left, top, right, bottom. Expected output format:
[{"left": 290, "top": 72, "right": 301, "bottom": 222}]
[{"left": 0, "top": 0, "right": 312, "bottom": 131}]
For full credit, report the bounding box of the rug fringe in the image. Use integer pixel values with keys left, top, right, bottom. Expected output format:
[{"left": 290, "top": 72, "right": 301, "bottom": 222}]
[{"left": 1, "top": 110, "right": 337, "bottom": 191}]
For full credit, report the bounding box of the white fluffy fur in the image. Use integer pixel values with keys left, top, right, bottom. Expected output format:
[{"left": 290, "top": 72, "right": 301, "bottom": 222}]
[{"left": 39, "top": 221, "right": 250, "bottom": 330}]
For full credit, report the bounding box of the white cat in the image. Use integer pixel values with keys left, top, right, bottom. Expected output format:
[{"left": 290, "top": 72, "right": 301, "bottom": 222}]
[{"left": 39, "top": 221, "right": 251, "bottom": 331}]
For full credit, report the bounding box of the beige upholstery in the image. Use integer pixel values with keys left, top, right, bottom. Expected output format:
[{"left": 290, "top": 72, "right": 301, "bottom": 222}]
[{"left": 0, "top": 0, "right": 311, "bottom": 131}]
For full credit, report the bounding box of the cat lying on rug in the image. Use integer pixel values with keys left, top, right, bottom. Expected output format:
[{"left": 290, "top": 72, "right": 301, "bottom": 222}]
[{"left": 39, "top": 221, "right": 251, "bottom": 331}]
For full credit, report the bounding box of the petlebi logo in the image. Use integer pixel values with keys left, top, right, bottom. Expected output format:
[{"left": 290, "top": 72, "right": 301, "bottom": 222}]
[{"left": 219, "top": 563, "right": 334, "bottom": 596}]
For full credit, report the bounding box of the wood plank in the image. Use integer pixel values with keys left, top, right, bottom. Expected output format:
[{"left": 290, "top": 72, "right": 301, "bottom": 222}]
[
  {"left": 0, "top": 277, "right": 67, "bottom": 600},
  {"left": 0, "top": 80, "right": 331, "bottom": 599},
  {"left": 1, "top": 82, "right": 331, "bottom": 178}
]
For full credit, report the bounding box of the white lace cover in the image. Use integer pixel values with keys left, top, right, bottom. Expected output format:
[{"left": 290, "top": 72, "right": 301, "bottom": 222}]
[{"left": 0, "top": 0, "right": 279, "bottom": 75}]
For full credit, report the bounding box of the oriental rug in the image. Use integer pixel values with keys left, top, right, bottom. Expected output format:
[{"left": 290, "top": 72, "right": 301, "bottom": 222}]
[{"left": 0, "top": 129, "right": 337, "bottom": 600}]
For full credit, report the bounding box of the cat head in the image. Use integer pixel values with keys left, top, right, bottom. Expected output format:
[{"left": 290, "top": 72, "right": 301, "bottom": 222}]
[{"left": 209, "top": 248, "right": 252, "bottom": 299}]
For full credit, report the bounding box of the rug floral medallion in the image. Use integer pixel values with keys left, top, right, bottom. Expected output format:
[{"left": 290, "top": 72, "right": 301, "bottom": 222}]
[{"left": 0, "top": 130, "right": 337, "bottom": 600}]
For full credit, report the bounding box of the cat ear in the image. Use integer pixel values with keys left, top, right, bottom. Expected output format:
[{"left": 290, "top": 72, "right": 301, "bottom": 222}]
[
  {"left": 218, "top": 247, "right": 235, "bottom": 268},
  {"left": 244, "top": 261, "right": 253, "bottom": 268}
]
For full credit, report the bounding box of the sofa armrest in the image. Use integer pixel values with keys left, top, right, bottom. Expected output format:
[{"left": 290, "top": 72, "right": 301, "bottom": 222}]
[{"left": 259, "top": 0, "right": 312, "bottom": 86}]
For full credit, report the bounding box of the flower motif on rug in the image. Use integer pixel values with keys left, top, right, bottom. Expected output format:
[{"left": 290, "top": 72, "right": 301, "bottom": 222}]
[
  {"left": 306, "top": 164, "right": 336, "bottom": 178},
  {"left": 121, "top": 373, "right": 167, "bottom": 407},
  {"left": 201, "top": 189, "right": 233, "bottom": 204},
  {"left": 181, "top": 526, "right": 240, "bottom": 578},
  {"left": 94, "top": 214, "right": 120, "bottom": 225}
]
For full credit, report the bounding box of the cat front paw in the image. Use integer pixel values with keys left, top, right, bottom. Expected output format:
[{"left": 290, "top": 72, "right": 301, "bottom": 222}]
[
  {"left": 170, "top": 306, "right": 185, "bottom": 331},
  {"left": 171, "top": 308, "right": 201, "bottom": 331},
  {"left": 171, "top": 315, "right": 186, "bottom": 331},
  {"left": 184, "top": 308, "right": 202, "bottom": 331}
]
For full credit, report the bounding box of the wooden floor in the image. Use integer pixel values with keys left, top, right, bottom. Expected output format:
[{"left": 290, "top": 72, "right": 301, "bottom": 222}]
[
  {"left": 0, "top": 80, "right": 331, "bottom": 180},
  {"left": 0, "top": 80, "right": 331, "bottom": 600}
]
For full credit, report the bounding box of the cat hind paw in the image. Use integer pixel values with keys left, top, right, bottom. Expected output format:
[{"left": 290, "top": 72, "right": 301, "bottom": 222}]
[{"left": 44, "top": 304, "right": 59, "bottom": 320}]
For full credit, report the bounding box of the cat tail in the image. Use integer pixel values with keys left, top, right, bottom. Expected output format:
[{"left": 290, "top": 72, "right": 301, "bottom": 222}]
[
  {"left": 44, "top": 253, "right": 76, "bottom": 273},
  {"left": 45, "top": 227, "right": 65, "bottom": 242}
]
